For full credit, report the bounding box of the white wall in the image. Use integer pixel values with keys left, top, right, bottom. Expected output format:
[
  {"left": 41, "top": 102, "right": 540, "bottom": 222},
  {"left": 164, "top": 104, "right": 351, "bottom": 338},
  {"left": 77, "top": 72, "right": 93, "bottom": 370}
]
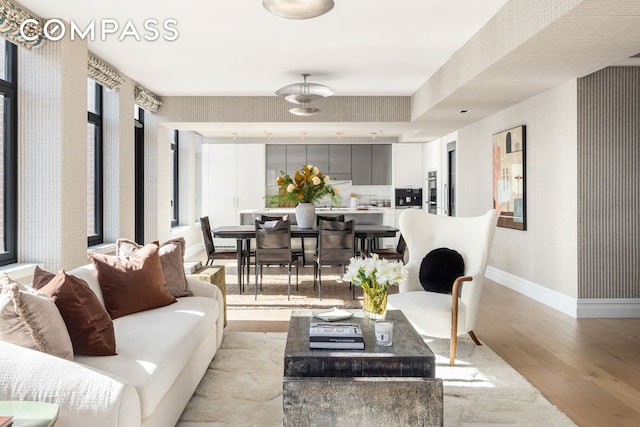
[{"left": 457, "top": 80, "right": 579, "bottom": 299}]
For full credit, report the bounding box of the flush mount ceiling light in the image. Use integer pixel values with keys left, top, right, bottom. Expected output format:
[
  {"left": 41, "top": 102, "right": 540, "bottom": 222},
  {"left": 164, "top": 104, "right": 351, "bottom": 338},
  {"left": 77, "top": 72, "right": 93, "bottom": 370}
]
[
  {"left": 289, "top": 105, "right": 321, "bottom": 116},
  {"left": 276, "top": 74, "right": 334, "bottom": 105},
  {"left": 263, "top": 0, "right": 335, "bottom": 19}
]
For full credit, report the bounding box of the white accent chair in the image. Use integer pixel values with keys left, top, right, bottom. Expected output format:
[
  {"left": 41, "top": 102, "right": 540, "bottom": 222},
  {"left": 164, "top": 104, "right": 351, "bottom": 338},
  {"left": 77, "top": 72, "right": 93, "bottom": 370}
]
[{"left": 388, "top": 209, "right": 499, "bottom": 366}]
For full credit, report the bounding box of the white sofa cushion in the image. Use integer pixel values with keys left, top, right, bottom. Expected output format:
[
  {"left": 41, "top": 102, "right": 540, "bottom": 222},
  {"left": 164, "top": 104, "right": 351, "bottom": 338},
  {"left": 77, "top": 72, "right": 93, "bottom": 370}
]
[
  {"left": 75, "top": 295, "right": 219, "bottom": 418},
  {"left": 388, "top": 291, "right": 467, "bottom": 339}
]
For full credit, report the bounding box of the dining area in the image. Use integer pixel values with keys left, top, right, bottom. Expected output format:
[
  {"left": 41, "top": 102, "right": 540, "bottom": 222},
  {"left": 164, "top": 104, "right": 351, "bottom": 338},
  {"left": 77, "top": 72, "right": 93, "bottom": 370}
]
[{"left": 206, "top": 218, "right": 399, "bottom": 300}]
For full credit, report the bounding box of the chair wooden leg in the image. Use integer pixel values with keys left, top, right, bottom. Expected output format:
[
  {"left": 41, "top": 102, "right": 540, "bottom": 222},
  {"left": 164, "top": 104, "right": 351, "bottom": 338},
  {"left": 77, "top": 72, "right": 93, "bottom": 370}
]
[
  {"left": 318, "top": 266, "right": 322, "bottom": 300},
  {"left": 449, "top": 335, "right": 458, "bottom": 367},
  {"left": 468, "top": 330, "right": 482, "bottom": 346}
]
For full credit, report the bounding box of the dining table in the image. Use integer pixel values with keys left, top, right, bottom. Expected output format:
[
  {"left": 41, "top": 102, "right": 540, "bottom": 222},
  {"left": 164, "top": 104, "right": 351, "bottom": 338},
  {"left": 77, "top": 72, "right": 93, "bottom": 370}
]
[{"left": 212, "top": 224, "right": 398, "bottom": 293}]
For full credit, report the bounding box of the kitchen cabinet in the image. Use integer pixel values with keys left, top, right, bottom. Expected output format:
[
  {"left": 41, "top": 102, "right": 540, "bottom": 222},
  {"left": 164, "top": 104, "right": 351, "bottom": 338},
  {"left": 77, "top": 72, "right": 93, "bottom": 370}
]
[
  {"left": 372, "top": 144, "right": 392, "bottom": 185},
  {"left": 394, "top": 143, "right": 423, "bottom": 188},
  {"left": 266, "top": 144, "right": 286, "bottom": 184},
  {"left": 306, "top": 144, "right": 329, "bottom": 173},
  {"left": 329, "top": 145, "right": 351, "bottom": 181},
  {"left": 351, "top": 144, "right": 372, "bottom": 185},
  {"left": 286, "top": 145, "right": 306, "bottom": 176},
  {"left": 205, "top": 143, "right": 265, "bottom": 246}
]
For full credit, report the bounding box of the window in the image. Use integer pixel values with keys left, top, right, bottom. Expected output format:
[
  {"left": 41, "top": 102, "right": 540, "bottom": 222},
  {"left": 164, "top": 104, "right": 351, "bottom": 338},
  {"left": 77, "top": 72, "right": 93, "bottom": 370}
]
[
  {"left": 87, "top": 79, "right": 103, "bottom": 246},
  {"left": 171, "top": 130, "right": 179, "bottom": 227},
  {"left": 0, "top": 41, "right": 17, "bottom": 266},
  {"left": 134, "top": 106, "right": 145, "bottom": 244}
]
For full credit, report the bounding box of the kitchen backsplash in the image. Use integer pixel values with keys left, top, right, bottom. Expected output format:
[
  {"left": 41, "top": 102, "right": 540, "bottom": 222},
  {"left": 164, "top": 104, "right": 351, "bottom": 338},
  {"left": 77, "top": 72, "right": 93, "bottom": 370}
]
[{"left": 265, "top": 183, "right": 392, "bottom": 207}]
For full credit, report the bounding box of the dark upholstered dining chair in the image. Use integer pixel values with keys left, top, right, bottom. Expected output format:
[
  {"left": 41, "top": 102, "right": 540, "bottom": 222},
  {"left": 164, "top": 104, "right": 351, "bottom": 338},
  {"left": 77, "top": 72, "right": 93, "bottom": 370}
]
[
  {"left": 313, "top": 219, "right": 355, "bottom": 300},
  {"left": 367, "top": 234, "right": 407, "bottom": 264},
  {"left": 200, "top": 216, "right": 251, "bottom": 293},
  {"left": 200, "top": 216, "right": 242, "bottom": 265},
  {"left": 254, "top": 218, "right": 299, "bottom": 300}
]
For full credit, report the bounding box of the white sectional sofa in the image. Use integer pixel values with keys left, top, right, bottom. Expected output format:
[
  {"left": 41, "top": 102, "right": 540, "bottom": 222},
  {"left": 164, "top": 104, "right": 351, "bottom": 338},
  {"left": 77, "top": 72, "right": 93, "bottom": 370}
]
[{"left": 0, "top": 263, "right": 224, "bottom": 427}]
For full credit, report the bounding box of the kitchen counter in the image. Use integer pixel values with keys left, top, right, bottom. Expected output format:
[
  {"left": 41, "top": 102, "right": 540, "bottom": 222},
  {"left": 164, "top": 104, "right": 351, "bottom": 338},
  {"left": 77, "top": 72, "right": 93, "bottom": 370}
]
[{"left": 239, "top": 207, "right": 385, "bottom": 225}]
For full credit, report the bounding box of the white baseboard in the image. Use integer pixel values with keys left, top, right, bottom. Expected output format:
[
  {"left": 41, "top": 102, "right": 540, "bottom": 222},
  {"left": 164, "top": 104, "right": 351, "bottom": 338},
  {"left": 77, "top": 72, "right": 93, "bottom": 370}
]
[
  {"left": 576, "top": 299, "right": 640, "bottom": 318},
  {"left": 185, "top": 242, "right": 204, "bottom": 259},
  {"left": 485, "top": 266, "right": 640, "bottom": 318},
  {"left": 485, "top": 266, "right": 578, "bottom": 318}
]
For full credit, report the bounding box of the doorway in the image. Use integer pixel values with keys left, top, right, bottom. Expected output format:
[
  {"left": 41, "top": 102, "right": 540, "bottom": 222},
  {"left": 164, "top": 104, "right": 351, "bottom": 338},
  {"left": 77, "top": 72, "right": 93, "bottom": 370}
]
[{"left": 446, "top": 142, "right": 456, "bottom": 216}]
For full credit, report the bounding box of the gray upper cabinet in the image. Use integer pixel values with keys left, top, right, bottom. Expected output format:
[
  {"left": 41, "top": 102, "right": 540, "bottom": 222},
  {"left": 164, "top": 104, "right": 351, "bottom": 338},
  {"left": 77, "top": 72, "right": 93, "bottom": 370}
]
[
  {"left": 306, "top": 144, "right": 329, "bottom": 173},
  {"left": 266, "top": 143, "right": 391, "bottom": 185},
  {"left": 329, "top": 145, "right": 352, "bottom": 181},
  {"left": 371, "top": 144, "right": 392, "bottom": 185},
  {"left": 286, "top": 145, "right": 307, "bottom": 175},
  {"left": 266, "top": 144, "right": 286, "bottom": 184},
  {"left": 351, "top": 144, "right": 372, "bottom": 185}
]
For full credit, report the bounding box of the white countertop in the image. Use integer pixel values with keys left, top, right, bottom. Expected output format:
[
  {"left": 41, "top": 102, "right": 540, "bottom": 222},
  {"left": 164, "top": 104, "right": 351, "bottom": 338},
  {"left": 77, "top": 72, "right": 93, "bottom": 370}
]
[{"left": 240, "top": 207, "right": 386, "bottom": 215}]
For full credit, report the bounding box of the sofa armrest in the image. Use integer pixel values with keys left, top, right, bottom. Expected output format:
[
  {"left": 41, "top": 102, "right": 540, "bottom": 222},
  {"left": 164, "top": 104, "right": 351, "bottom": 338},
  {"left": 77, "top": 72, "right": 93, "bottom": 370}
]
[
  {"left": 0, "top": 341, "right": 141, "bottom": 427},
  {"left": 187, "top": 276, "right": 222, "bottom": 299}
]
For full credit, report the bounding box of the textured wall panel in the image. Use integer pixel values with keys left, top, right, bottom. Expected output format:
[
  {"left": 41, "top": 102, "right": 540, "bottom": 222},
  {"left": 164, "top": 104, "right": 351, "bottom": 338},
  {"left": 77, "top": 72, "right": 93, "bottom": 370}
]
[
  {"left": 18, "top": 34, "right": 89, "bottom": 271},
  {"left": 457, "top": 80, "right": 579, "bottom": 298},
  {"left": 577, "top": 67, "right": 640, "bottom": 299},
  {"left": 159, "top": 96, "right": 410, "bottom": 123}
]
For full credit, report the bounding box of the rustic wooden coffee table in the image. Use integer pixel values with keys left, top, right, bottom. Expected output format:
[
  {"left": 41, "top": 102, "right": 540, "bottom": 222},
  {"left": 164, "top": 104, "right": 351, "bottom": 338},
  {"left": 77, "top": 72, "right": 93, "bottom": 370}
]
[{"left": 283, "top": 309, "right": 443, "bottom": 426}]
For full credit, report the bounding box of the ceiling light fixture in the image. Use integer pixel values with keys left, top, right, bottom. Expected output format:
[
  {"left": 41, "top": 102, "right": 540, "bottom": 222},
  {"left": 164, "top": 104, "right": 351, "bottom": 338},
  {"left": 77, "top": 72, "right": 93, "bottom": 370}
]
[
  {"left": 263, "top": 0, "right": 334, "bottom": 20},
  {"left": 289, "top": 105, "right": 321, "bottom": 116},
  {"left": 276, "top": 74, "right": 334, "bottom": 105}
]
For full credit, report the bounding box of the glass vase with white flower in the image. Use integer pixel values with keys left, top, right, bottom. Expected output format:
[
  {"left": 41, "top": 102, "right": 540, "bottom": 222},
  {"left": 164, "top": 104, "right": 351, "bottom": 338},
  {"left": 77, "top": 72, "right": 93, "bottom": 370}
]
[{"left": 343, "top": 254, "right": 408, "bottom": 319}]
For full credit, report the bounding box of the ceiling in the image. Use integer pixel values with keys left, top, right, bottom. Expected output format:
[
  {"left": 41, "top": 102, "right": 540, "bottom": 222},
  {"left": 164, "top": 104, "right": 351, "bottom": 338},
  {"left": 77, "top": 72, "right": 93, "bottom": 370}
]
[{"left": 16, "top": 0, "right": 640, "bottom": 141}]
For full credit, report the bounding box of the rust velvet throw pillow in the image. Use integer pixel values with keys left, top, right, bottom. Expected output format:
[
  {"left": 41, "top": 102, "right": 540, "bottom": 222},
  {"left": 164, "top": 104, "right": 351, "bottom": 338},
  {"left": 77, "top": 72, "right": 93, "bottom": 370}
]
[
  {"left": 32, "top": 266, "right": 117, "bottom": 356},
  {"left": 90, "top": 243, "right": 176, "bottom": 319}
]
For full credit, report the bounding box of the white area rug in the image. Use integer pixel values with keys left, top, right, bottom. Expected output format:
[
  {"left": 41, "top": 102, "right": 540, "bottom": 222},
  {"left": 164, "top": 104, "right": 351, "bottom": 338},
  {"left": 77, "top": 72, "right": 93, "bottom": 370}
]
[{"left": 177, "top": 332, "right": 575, "bottom": 427}]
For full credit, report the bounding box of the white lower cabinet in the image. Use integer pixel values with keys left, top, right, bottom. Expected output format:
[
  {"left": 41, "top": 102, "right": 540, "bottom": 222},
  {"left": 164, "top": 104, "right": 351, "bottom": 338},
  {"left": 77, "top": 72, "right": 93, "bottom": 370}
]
[{"left": 203, "top": 143, "right": 265, "bottom": 247}]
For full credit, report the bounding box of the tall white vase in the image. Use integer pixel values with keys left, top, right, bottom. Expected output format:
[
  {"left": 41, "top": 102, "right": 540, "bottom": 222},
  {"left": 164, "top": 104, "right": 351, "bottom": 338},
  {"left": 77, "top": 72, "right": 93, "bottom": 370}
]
[{"left": 295, "top": 203, "right": 316, "bottom": 229}]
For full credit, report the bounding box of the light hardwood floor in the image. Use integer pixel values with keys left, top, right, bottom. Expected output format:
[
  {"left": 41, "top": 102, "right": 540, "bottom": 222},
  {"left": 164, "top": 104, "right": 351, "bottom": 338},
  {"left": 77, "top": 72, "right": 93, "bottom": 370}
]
[{"left": 223, "top": 278, "right": 640, "bottom": 426}]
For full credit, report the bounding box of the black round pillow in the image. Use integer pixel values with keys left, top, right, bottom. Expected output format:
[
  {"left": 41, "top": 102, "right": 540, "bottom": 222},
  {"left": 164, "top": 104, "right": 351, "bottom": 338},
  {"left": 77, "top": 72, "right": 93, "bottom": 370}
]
[{"left": 419, "top": 248, "right": 465, "bottom": 294}]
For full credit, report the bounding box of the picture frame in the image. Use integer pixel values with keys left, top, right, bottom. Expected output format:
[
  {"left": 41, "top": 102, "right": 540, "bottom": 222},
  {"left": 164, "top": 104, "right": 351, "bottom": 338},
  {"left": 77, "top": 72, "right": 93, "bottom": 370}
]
[{"left": 492, "top": 125, "right": 526, "bottom": 230}]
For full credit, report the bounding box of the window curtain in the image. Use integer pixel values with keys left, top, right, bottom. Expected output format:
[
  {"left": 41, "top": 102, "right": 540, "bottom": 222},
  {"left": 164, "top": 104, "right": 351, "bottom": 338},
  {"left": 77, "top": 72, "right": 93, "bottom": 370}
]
[
  {"left": 0, "top": 0, "right": 46, "bottom": 49},
  {"left": 88, "top": 52, "right": 125, "bottom": 90},
  {"left": 135, "top": 85, "right": 162, "bottom": 113}
]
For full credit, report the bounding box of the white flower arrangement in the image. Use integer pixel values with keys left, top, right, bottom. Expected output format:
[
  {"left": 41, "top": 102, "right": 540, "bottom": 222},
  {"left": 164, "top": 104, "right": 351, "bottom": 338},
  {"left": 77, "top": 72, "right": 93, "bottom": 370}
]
[{"left": 342, "top": 254, "right": 407, "bottom": 295}]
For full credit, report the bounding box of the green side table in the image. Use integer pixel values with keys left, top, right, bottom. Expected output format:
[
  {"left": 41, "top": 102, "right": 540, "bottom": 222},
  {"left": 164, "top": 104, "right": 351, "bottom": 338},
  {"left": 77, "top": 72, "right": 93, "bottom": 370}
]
[{"left": 0, "top": 401, "right": 60, "bottom": 427}]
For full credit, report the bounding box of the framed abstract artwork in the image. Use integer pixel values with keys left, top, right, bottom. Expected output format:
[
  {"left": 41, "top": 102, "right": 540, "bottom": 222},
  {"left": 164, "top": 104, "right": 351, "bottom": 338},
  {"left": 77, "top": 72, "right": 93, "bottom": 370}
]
[{"left": 492, "top": 125, "right": 526, "bottom": 230}]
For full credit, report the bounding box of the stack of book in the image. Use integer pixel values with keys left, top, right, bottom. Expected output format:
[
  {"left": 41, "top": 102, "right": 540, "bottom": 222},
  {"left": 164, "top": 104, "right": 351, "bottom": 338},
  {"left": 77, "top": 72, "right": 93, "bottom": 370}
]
[{"left": 309, "top": 323, "right": 365, "bottom": 350}]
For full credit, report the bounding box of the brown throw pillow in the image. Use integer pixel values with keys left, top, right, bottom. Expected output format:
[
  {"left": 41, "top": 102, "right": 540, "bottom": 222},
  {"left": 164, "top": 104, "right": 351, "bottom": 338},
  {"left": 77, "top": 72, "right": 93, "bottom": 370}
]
[
  {"left": 117, "top": 238, "right": 192, "bottom": 297},
  {"left": 0, "top": 273, "right": 74, "bottom": 360},
  {"left": 90, "top": 243, "right": 176, "bottom": 319},
  {"left": 32, "top": 266, "right": 117, "bottom": 356}
]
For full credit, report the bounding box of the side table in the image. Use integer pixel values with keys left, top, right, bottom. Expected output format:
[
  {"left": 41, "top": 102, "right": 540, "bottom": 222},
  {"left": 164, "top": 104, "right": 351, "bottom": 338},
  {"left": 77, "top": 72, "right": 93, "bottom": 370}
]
[
  {"left": 188, "top": 265, "right": 227, "bottom": 326},
  {"left": 0, "top": 401, "right": 60, "bottom": 427}
]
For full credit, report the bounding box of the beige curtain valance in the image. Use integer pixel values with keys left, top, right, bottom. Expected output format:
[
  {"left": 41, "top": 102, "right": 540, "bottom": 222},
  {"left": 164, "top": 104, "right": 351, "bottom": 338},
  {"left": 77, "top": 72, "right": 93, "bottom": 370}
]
[
  {"left": 135, "top": 85, "right": 162, "bottom": 113},
  {"left": 88, "top": 53, "right": 125, "bottom": 90},
  {"left": 0, "top": 0, "right": 46, "bottom": 49}
]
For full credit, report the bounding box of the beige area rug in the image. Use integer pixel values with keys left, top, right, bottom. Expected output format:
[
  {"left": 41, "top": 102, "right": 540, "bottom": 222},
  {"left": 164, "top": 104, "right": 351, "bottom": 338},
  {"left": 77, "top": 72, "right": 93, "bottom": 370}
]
[
  {"left": 177, "top": 331, "right": 575, "bottom": 427},
  {"left": 222, "top": 262, "right": 365, "bottom": 310}
]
